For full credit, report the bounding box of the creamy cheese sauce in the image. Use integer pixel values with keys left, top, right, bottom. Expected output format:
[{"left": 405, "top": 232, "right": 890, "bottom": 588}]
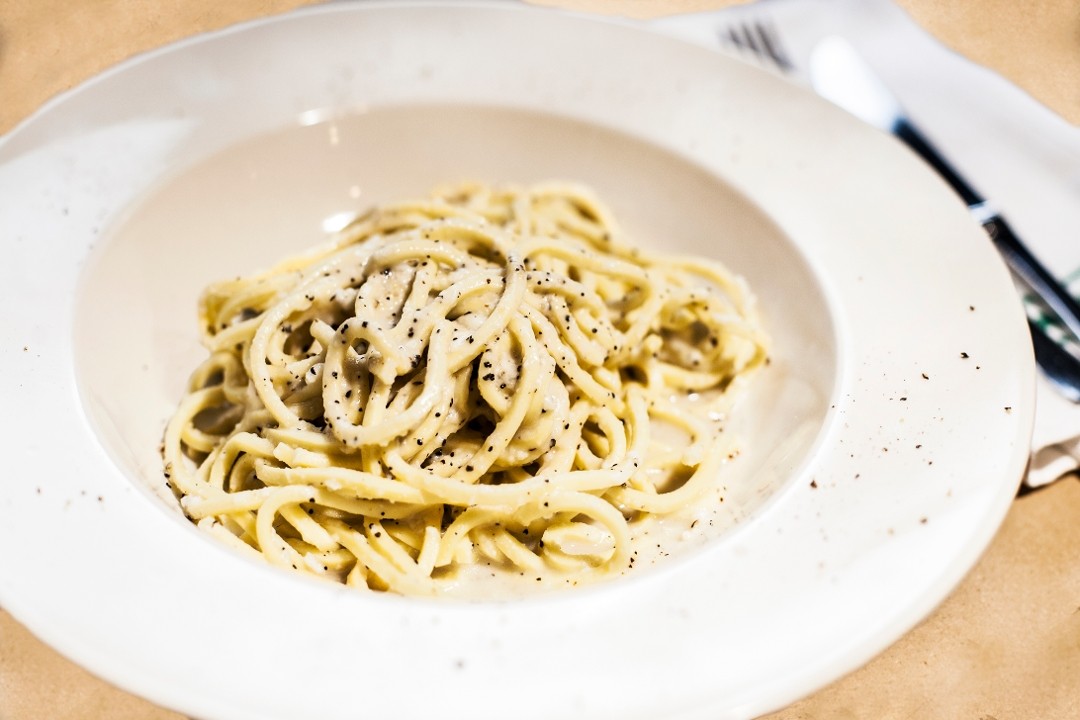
[{"left": 164, "top": 181, "right": 768, "bottom": 597}]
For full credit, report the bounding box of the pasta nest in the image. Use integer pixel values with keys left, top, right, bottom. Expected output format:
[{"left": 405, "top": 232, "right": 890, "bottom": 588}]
[{"left": 163, "top": 182, "right": 768, "bottom": 596}]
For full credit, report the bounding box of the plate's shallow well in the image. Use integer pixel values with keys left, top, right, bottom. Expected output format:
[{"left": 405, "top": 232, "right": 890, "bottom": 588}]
[
  {"left": 75, "top": 103, "right": 836, "bottom": 573},
  {"left": 0, "top": 3, "right": 1033, "bottom": 720}
]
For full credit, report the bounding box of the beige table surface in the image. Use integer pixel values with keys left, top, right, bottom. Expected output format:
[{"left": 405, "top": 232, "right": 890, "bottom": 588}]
[{"left": 2, "top": 1, "right": 1080, "bottom": 718}]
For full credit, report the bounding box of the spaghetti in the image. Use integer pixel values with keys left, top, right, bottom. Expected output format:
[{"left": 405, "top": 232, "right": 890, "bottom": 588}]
[{"left": 163, "top": 182, "right": 768, "bottom": 596}]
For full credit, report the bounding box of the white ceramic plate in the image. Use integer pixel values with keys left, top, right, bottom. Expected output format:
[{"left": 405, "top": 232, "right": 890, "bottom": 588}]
[{"left": 0, "top": 3, "right": 1034, "bottom": 719}]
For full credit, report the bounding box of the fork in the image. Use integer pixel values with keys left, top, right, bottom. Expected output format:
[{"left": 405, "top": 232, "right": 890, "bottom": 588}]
[
  {"left": 722, "top": 22, "right": 794, "bottom": 73},
  {"left": 721, "top": 19, "right": 1080, "bottom": 402},
  {"left": 725, "top": 21, "right": 794, "bottom": 73}
]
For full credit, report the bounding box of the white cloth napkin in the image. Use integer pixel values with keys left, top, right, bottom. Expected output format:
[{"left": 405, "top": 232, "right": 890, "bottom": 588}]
[{"left": 653, "top": 0, "right": 1080, "bottom": 486}]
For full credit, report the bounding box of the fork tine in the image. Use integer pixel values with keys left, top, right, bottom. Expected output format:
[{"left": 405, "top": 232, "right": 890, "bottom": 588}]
[
  {"left": 718, "top": 17, "right": 795, "bottom": 75},
  {"left": 737, "top": 23, "right": 762, "bottom": 54},
  {"left": 724, "top": 25, "right": 748, "bottom": 50},
  {"left": 752, "top": 21, "right": 794, "bottom": 71}
]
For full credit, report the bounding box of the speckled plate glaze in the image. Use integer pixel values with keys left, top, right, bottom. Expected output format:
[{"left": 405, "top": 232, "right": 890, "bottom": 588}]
[{"left": 0, "top": 3, "right": 1034, "bottom": 719}]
